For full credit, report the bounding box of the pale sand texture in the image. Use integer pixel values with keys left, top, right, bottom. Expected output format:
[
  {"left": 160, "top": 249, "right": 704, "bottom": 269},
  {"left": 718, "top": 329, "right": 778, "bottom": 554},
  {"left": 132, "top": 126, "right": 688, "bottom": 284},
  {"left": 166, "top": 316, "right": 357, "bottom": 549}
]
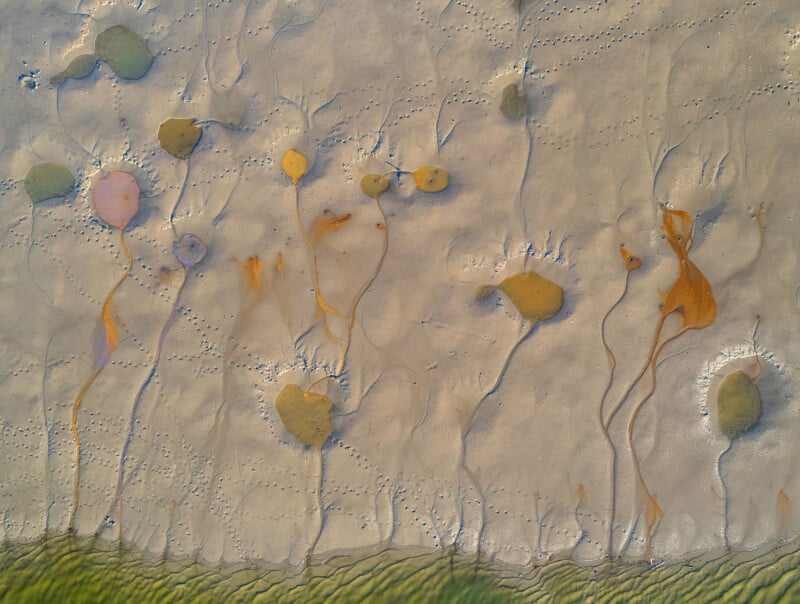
[{"left": 1, "top": 0, "right": 800, "bottom": 568}]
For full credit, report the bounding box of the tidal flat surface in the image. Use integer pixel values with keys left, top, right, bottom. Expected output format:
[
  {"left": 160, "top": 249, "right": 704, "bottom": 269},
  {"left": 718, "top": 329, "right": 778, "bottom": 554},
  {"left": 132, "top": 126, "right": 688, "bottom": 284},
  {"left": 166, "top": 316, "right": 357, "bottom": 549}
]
[{"left": 1, "top": 0, "right": 800, "bottom": 600}]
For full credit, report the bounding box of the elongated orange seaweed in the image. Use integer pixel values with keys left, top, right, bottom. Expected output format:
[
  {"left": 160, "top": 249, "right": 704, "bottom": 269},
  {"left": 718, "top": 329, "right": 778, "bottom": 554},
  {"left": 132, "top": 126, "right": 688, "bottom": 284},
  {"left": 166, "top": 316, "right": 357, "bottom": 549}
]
[
  {"left": 598, "top": 243, "right": 641, "bottom": 559},
  {"left": 626, "top": 207, "right": 716, "bottom": 559},
  {"left": 74, "top": 278, "right": 127, "bottom": 523},
  {"left": 282, "top": 153, "right": 390, "bottom": 380},
  {"left": 103, "top": 233, "right": 207, "bottom": 537},
  {"left": 324, "top": 179, "right": 395, "bottom": 378},
  {"left": 281, "top": 150, "right": 347, "bottom": 356},
  {"left": 70, "top": 171, "right": 140, "bottom": 531}
]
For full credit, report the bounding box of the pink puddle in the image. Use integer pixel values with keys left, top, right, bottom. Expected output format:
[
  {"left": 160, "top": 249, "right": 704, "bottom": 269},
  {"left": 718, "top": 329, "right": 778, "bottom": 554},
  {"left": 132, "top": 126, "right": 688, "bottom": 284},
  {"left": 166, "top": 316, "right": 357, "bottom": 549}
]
[{"left": 92, "top": 171, "right": 140, "bottom": 230}]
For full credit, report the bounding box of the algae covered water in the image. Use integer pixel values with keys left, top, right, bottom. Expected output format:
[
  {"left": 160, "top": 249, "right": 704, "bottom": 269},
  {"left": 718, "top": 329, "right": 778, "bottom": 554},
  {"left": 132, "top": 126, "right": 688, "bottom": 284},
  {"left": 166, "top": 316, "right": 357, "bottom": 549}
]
[{"left": 1, "top": 534, "right": 800, "bottom": 603}]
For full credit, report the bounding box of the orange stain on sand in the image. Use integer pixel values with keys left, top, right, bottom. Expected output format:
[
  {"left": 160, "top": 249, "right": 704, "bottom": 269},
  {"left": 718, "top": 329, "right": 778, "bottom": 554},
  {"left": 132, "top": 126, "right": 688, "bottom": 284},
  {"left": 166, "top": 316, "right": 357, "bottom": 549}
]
[
  {"left": 243, "top": 256, "right": 263, "bottom": 294},
  {"left": 233, "top": 255, "right": 265, "bottom": 300},
  {"left": 778, "top": 489, "right": 793, "bottom": 539},
  {"left": 311, "top": 211, "right": 352, "bottom": 241},
  {"left": 275, "top": 251, "right": 285, "bottom": 276}
]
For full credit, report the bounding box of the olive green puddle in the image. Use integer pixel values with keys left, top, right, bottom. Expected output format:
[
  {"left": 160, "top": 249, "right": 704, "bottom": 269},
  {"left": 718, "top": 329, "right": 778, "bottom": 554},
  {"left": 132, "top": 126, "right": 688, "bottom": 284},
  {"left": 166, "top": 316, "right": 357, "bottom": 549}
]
[
  {"left": 2, "top": 535, "right": 800, "bottom": 603},
  {"left": 51, "top": 25, "right": 153, "bottom": 85}
]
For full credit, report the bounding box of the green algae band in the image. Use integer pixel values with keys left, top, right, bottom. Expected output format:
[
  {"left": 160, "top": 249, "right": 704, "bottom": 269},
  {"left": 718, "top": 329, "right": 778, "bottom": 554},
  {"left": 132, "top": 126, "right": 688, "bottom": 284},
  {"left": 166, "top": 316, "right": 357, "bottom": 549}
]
[
  {"left": 717, "top": 370, "right": 762, "bottom": 440},
  {"left": 50, "top": 53, "right": 98, "bottom": 85},
  {"left": 275, "top": 384, "right": 333, "bottom": 449},
  {"left": 158, "top": 118, "right": 202, "bottom": 159},
  {"left": 5, "top": 533, "right": 800, "bottom": 603},
  {"left": 24, "top": 163, "right": 75, "bottom": 203},
  {"left": 95, "top": 25, "right": 154, "bottom": 80}
]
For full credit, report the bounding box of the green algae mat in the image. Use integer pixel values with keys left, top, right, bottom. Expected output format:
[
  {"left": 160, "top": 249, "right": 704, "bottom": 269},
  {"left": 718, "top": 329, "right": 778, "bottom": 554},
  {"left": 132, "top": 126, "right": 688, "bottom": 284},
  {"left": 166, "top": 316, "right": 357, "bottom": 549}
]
[{"left": 1, "top": 535, "right": 799, "bottom": 603}]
